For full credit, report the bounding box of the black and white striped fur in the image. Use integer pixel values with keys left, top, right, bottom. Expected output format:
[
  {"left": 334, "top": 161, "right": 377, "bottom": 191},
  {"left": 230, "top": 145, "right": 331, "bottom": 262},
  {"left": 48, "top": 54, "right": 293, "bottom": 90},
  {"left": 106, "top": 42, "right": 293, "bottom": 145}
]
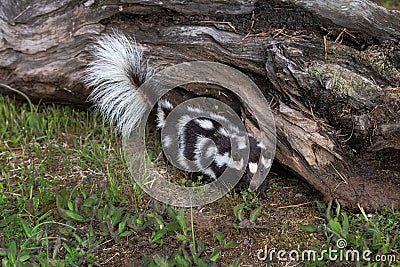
[{"left": 85, "top": 33, "right": 271, "bottom": 197}]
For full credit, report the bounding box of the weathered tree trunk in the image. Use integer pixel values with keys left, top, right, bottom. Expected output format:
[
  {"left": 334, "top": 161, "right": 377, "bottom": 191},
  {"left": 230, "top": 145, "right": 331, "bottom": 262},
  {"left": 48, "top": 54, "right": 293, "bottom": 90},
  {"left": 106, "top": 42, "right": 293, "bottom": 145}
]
[{"left": 0, "top": 0, "right": 399, "bottom": 211}]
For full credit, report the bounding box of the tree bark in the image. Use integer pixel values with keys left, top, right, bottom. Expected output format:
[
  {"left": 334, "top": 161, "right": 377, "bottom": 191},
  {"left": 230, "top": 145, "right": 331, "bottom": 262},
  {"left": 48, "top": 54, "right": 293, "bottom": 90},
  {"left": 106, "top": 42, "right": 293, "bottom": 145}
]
[{"left": 0, "top": 0, "right": 399, "bottom": 211}]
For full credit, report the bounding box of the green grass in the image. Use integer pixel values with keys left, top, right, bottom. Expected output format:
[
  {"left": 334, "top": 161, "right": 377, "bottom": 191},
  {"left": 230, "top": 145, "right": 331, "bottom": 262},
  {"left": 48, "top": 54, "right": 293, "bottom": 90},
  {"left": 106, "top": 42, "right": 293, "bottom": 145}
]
[
  {"left": 0, "top": 93, "right": 399, "bottom": 266},
  {"left": 299, "top": 201, "right": 400, "bottom": 266},
  {"left": 0, "top": 93, "right": 140, "bottom": 265},
  {"left": 0, "top": 94, "right": 239, "bottom": 266}
]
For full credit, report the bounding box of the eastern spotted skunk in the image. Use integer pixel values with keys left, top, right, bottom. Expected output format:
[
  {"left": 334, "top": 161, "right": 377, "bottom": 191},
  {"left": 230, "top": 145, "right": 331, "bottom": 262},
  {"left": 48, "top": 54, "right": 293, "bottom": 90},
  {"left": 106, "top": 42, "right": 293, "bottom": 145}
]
[{"left": 84, "top": 32, "right": 272, "bottom": 197}]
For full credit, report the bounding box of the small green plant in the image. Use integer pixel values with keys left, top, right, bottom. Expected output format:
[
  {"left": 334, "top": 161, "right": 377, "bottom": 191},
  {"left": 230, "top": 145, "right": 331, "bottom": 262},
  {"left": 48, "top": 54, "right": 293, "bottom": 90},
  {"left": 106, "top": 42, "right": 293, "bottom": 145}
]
[
  {"left": 147, "top": 206, "right": 239, "bottom": 266},
  {"left": 299, "top": 200, "right": 400, "bottom": 266},
  {"left": 233, "top": 202, "right": 264, "bottom": 228},
  {"left": 214, "top": 231, "right": 237, "bottom": 249},
  {"left": 56, "top": 187, "right": 137, "bottom": 242},
  {"left": 0, "top": 214, "right": 97, "bottom": 266},
  {"left": 1, "top": 240, "right": 30, "bottom": 266}
]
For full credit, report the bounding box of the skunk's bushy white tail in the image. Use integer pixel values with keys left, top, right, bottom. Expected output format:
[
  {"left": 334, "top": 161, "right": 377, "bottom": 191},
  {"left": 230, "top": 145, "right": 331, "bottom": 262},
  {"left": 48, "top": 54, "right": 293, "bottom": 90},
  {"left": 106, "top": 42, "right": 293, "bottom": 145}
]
[{"left": 85, "top": 32, "right": 156, "bottom": 137}]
